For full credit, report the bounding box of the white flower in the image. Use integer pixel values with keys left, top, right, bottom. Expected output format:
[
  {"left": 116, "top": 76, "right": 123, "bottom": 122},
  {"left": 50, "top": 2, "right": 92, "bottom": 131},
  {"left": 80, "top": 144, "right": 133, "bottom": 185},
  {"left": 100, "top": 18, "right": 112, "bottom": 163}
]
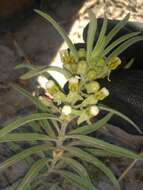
[
  {"left": 46, "top": 80, "right": 55, "bottom": 89},
  {"left": 101, "top": 87, "right": 109, "bottom": 97},
  {"left": 90, "top": 106, "right": 99, "bottom": 116},
  {"left": 62, "top": 105, "right": 72, "bottom": 116}
]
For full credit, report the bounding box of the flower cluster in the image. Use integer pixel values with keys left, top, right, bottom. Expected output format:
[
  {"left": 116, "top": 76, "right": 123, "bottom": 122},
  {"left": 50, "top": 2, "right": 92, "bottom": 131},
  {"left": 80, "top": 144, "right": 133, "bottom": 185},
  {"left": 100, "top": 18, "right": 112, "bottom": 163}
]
[
  {"left": 38, "top": 48, "right": 112, "bottom": 124},
  {"left": 61, "top": 48, "right": 121, "bottom": 80}
]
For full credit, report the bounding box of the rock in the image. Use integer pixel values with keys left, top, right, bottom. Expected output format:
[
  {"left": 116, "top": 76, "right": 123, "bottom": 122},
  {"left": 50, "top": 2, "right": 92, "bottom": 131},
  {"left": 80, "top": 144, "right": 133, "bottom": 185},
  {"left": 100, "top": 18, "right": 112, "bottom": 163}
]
[{"left": 0, "top": 0, "right": 34, "bottom": 18}]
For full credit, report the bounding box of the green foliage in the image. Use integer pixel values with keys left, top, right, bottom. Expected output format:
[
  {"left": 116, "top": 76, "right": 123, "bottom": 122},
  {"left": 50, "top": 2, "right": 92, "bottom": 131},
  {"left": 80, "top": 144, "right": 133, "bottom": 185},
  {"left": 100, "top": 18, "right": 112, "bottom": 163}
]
[{"left": 1, "top": 10, "right": 143, "bottom": 190}]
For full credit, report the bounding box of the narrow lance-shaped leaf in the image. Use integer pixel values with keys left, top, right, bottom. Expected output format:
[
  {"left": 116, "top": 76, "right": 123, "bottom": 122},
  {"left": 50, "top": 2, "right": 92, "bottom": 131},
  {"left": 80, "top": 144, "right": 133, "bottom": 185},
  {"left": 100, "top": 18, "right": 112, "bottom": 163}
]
[
  {"left": 20, "top": 65, "right": 72, "bottom": 80},
  {"left": 15, "top": 63, "right": 39, "bottom": 70},
  {"left": 39, "top": 120, "right": 56, "bottom": 137},
  {"left": 49, "top": 184, "right": 63, "bottom": 190},
  {"left": 98, "top": 104, "right": 142, "bottom": 134},
  {"left": 105, "top": 14, "right": 130, "bottom": 47},
  {"left": 65, "top": 135, "right": 142, "bottom": 159},
  {"left": 0, "top": 133, "right": 56, "bottom": 143},
  {"left": 34, "top": 9, "right": 78, "bottom": 61},
  {"left": 12, "top": 84, "right": 49, "bottom": 111},
  {"left": 65, "top": 146, "right": 120, "bottom": 190},
  {"left": 92, "top": 16, "right": 108, "bottom": 58},
  {"left": 103, "top": 32, "right": 140, "bottom": 56},
  {"left": 84, "top": 148, "right": 121, "bottom": 157},
  {"left": 0, "top": 113, "right": 58, "bottom": 138},
  {"left": 16, "top": 158, "right": 49, "bottom": 190},
  {"left": 0, "top": 144, "right": 53, "bottom": 171},
  {"left": 61, "top": 156, "right": 88, "bottom": 177},
  {"left": 107, "top": 36, "right": 143, "bottom": 61},
  {"left": 87, "top": 11, "right": 97, "bottom": 62},
  {"left": 70, "top": 112, "right": 113, "bottom": 135},
  {"left": 59, "top": 170, "right": 98, "bottom": 190}
]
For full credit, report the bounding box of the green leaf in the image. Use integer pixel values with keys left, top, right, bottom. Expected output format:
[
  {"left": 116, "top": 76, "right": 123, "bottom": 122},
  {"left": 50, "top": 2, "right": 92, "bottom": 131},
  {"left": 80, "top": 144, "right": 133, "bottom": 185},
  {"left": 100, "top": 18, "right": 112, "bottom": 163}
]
[
  {"left": 103, "top": 32, "right": 140, "bottom": 56},
  {"left": 34, "top": 10, "right": 78, "bottom": 61},
  {"left": 60, "top": 170, "right": 97, "bottom": 190},
  {"left": 65, "top": 135, "right": 142, "bottom": 159},
  {"left": 124, "top": 58, "right": 134, "bottom": 69},
  {"left": 61, "top": 157, "right": 88, "bottom": 177},
  {"left": 70, "top": 113, "right": 113, "bottom": 134},
  {"left": 15, "top": 64, "right": 38, "bottom": 70},
  {"left": 0, "top": 144, "right": 53, "bottom": 171},
  {"left": 49, "top": 184, "right": 62, "bottom": 190},
  {"left": 16, "top": 158, "right": 49, "bottom": 190},
  {"left": 65, "top": 146, "right": 120, "bottom": 190},
  {"left": 0, "top": 113, "right": 58, "bottom": 138},
  {"left": 39, "top": 120, "right": 56, "bottom": 137},
  {"left": 87, "top": 11, "right": 97, "bottom": 61},
  {"left": 98, "top": 104, "right": 142, "bottom": 134},
  {"left": 8, "top": 142, "right": 34, "bottom": 164},
  {"left": 0, "top": 133, "right": 55, "bottom": 143},
  {"left": 29, "top": 121, "right": 43, "bottom": 133},
  {"left": 92, "top": 17, "right": 108, "bottom": 58},
  {"left": 107, "top": 36, "right": 143, "bottom": 60},
  {"left": 85, "top": 148, "right": 121, "bottom": 157},
  {"left": 77, "top": 111, "right": 89, "bottom": 125},
  {"left": 105, "top": 14, "right": 130, "bottom": 46},
  {"left": 12, "top": 84, "right": 49, "bottom": 111},
  {"left": 20, "top": 65, "right": 72, "bottom": 80}
]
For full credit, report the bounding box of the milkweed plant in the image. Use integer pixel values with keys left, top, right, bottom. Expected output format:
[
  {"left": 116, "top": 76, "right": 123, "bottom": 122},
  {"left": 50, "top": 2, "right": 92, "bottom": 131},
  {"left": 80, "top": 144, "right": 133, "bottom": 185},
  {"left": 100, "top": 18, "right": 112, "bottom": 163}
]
[{"left": 0, "top": 10, "right": 143, "bottom": 190}]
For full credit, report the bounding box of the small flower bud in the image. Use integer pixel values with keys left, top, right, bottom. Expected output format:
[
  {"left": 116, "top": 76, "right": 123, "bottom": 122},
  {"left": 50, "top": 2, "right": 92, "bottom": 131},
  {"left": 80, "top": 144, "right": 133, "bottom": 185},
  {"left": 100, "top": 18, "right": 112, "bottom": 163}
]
[
  {"left": 107, "top": 57, "right": 121, "bottom": 70},
  {"left": 78, "top": 48, "right": 86, "bottom": 59},
  {"left": 85, "top": 81, "right": 100, "bottom": 93},
  {"left": 68, "top": 77, "right": 79, "bottom": 92},
  {"left": 60, "top": 50, "right": 76, "bottom": 65},
  {"left": 46, "top": 80, "right": 59, "bottom": 94},
  {"left": 77, "top": 60, "right": 87, "bottom": 75},
  {"left": 95, "top": 87, "right": 109, "bottom": 100},
  {"left": 87, "top": 70, "right": 97, "bottom": 80},
  {"left": 82, "top": 95, "right": 98, "bottom": 107},
  {"left": 90, "top": 58, "right": 104, "bottom": 66},
  {"left": 62, "top": 105, "right": 72, "bottom": 116},
  {"left": 53, "top": 91, "right": 66, "bottom": 105},
  {"left": 89, "top": 106, "right": 99, "bottom": 116}
]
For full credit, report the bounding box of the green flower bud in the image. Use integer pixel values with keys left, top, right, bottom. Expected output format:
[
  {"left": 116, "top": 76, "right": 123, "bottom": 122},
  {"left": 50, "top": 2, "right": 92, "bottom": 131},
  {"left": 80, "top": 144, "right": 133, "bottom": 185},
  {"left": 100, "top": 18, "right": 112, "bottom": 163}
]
[
  {"left": 77, "top": 110, "right": 89, "bottom": 125},
  {"left": 81, "top": 95, "right": 98, "bottom": 107},
  {"left": 68, "top": 77, "right": 79, "bottom": 92},
  {"left": 71, "top": 63, "right": 77, "bottom": 73},
  {"left": 60, "top": 50, "right": 76, "bottom": 65},
  {"left": 87, "top": 70, "right": 97, "bottom": 80},
  {"left": 53, "top": 91, "right": 66, "bottom": 105},
  {"left": 77, "top": 60, "right": 87, "bottom": 75},
  {"left": 66, "top": 92, "right": 83, "bottom": 105},
  {"left": 46, "top": 80, "right": 59, "bottom": 95},
  {"left": 85, "top": 81, "right": 100, "bottom": 93},
  {"left": 90, "top": 58, "right": 104, "bottom": 66},
  {"left": 78, "top": 48, "right": 86, "bottom": 59},
  {"left": 95, "top": 87, "right": 109, "bottom": 100},
  {"left": 107, "top": 57, "right": 121, "bottom": 70}
]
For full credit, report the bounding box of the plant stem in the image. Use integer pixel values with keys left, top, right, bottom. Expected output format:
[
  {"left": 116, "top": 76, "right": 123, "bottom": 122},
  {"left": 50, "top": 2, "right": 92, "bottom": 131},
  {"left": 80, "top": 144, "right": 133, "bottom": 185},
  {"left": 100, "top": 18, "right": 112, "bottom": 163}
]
[
  {"left": 118, "top": 151, "right": 143, "bottom": 182},
  {"left": 57, "top": 122, "right": 68, "bottom": 147}
]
